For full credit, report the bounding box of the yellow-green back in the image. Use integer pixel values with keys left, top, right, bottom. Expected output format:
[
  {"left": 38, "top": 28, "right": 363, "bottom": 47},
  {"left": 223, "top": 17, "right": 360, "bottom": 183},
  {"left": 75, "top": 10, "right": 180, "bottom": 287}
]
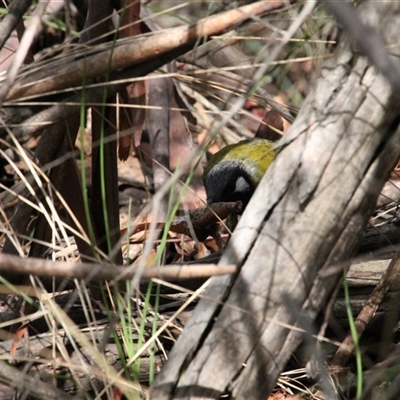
[{"left": 203, "top": 138, "right": 277, "bottom": 186}]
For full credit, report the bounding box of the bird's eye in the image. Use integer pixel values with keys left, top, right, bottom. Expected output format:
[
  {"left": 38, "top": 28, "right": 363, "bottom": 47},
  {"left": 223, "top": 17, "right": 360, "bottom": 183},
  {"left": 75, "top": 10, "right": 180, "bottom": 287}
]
[{"left": 234, "top": 176, "right": 250, "bottom": 194}]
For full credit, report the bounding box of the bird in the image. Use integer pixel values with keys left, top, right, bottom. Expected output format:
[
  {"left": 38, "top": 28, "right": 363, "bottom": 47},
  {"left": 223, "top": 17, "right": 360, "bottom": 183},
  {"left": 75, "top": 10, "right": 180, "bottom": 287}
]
[{"left": 202, "top": 138, "right": 277, "bottom": 208}]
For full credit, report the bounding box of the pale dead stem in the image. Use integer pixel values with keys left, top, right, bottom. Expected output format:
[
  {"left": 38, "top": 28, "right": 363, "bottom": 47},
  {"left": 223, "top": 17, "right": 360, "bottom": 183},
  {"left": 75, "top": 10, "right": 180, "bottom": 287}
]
[{"left": 0, "top": 252, "right": 236, "bottom": 281}]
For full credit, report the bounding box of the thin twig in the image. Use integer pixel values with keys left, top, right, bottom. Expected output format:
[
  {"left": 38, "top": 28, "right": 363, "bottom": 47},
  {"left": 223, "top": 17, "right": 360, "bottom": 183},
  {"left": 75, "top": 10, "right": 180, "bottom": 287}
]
[{"left": 0, "top": 252, "right": 236, "bottom": 281}]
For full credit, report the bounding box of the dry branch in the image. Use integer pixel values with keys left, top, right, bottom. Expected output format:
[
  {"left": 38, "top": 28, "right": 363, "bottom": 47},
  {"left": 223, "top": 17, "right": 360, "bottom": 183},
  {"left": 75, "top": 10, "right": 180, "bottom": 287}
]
[
  {"left": 5, "top": 0, "right": 294, "bottom": 101},
  {"left": 0, "top": 252, "right": 236, "bottom": 281}
]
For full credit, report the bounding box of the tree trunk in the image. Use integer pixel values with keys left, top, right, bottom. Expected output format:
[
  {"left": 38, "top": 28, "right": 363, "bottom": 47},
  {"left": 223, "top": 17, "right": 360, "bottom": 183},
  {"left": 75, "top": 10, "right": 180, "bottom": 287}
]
[{"left": 151, "top": 2, "right": 400, "bottom": 399}]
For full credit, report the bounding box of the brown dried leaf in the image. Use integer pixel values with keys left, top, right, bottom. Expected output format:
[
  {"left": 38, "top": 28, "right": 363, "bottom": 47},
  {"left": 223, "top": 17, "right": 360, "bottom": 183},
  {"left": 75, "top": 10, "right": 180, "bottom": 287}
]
[{"left": 256, "top": 109, "right": 284, "bottom": 141}]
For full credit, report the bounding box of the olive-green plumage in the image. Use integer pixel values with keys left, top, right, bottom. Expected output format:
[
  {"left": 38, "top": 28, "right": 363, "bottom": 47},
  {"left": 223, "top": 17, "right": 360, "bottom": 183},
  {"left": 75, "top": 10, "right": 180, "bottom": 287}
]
[{"left": 203, "top": 138, "right": 277, "bottom": 207}]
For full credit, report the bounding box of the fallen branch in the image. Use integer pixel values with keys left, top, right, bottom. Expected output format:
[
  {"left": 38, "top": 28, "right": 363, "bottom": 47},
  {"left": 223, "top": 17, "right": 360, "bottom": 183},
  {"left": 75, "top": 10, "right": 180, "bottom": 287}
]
[
  {"left": 0, "top": 253, "right": 236, "bottom": 282},
  {"left": 6, "top": 0, "right": 295, "bottom": 101}
]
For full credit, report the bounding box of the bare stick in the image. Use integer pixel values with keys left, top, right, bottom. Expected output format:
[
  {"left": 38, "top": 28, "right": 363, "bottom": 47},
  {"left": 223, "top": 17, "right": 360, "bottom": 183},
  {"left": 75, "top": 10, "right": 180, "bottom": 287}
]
[{"left": 0, "top": 252, "right": 236, "bottom": 282}]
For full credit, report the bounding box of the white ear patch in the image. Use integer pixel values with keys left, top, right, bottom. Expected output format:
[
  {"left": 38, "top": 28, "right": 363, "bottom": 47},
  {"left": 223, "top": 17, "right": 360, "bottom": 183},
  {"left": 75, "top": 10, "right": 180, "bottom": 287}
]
[{"left": 234, "top": 176, "right": 250, "bottom": 193}]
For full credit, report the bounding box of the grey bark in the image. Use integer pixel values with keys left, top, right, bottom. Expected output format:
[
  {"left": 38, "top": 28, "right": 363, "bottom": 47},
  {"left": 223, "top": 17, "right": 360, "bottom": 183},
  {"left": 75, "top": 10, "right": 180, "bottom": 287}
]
[{"left": 151, "top": 2, "right": 400, "bottom": 399}]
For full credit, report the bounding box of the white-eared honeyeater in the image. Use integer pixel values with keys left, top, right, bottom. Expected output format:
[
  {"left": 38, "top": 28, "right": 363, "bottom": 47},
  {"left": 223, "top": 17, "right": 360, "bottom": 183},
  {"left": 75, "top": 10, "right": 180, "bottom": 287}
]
[{"left": 203, "top": 138, "right": 277, "bottom": 208}]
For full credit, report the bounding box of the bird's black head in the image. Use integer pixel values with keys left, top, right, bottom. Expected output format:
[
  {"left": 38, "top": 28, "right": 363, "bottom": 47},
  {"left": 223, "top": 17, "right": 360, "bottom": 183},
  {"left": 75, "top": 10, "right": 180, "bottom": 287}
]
[{"left": 203, "top": 160, "right": 256, "bottom": 207}]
